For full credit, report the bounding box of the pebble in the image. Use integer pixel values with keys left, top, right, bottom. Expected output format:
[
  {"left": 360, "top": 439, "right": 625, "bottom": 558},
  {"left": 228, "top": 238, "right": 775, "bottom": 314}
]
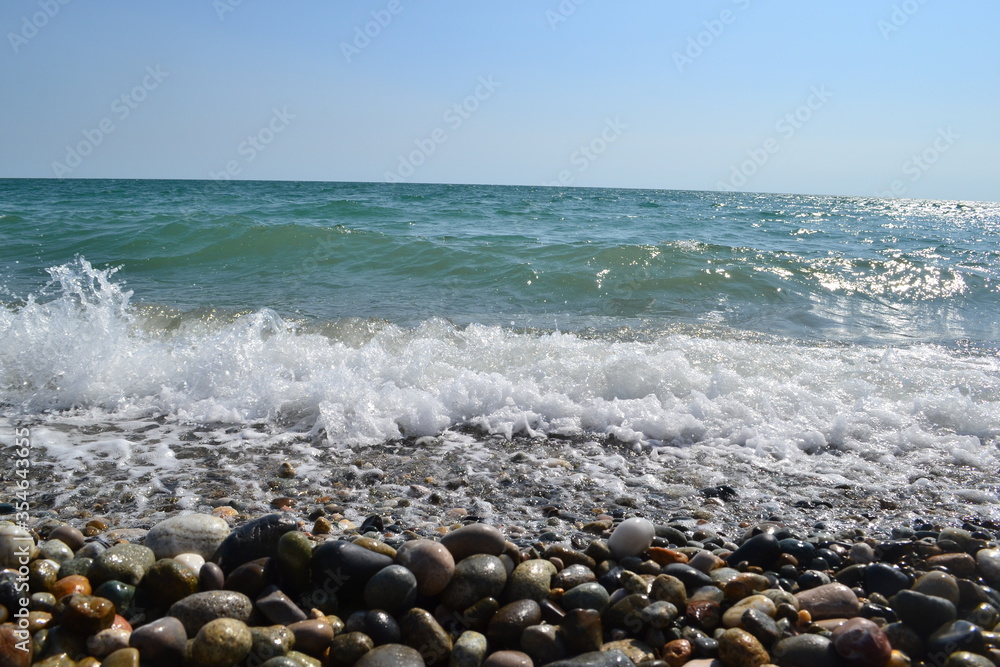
[
  {"left": 214, "top": 513, "right": 299, "bottom": 573},
  {"left": 482, "top": 651, "right": 534, "bottom": 667},
  {"left": 86, "top": 627, "right": 131, "bottom": 657},
  {"left": 771, "top": 634, "right": 842, "bottom": 667},
  {"left": 257, "top": 588, "right": 308, "bottom": 625},
  {"left": 395, "top": 538, "right": 456, "bottom": 596},
  {"left": 287, "top": 617, "right": 335, "bottom": 656},
  {"left": 48, "top": 524, "right": 86, "bottom": 551},
  {"left": 717, "top": 627, "right": 770, "bottom": 667},
  {"left": 168, "top": 590, "right": 253, "bottom": 635},
  {"left": 487, "top": 599, "right": 541, "bottom": 648},
  {"left": 864, "top": 562, "right": 911, "bottom": 598},
  {"left": 976, "top": 548, "right": 1000, "bottom": 586},
  {"left": 190, "top": 618, "right": 253, "bottom": 667},
  {"left": 927, "top": 619, "right": 987, "bottom": 659},
  {"left": 364, "top": 563, "right": 418, "bottom": 615},
  {"left": 504, "top": 558, "right": 557, "bottom": 602},
  {"left": 794, "top": 582, "right": 861, "bottom": 620},
  {"left": 128, "top": 616, "right": 187, "bottom": 666},
  {"left": 354, "top": 644, "right": 426, "bottom": 666},
  {"left": 440, "top": 523, "right": 506, "bottom": 561},
  {"left": 726, "top": 532, "right": 780, "bottom": 569},
  {"left": 329, "top": 632, "right": 375, "bottom": 665},
  {"left": 50, "top": 574, "right": 91, "bottom": 600},
  {"left": 544, "top": 651, "right": 637, "bottom": 666},
  {"left": 140, "top": 557, "right": 200, "bottom": 606},
  {"left": 442, "top": 553, "right": 508, "bottom": 610},
  {"left": 143, "top": 514, "right": 230, "bottom": 561},
  {"left": 400, "top": 607, "right": 452, "bottom": 664},
  {"left": 101, "top": 648, "right": 141, "bottom": 667},
  {"left": 0, "top": 523, "right": 37, "bottom": 568},
  {"left": 88, "top": 543, "right": 156, "bottom": 587},
  {"left": 831, "top": 617, "right": 892, "bottom": 666},
  {"left": 311, "top": 539, "right": 393, "bottom": 603},
  {"left": 174, "top": 552, "right": 206, "bottom": 575},
  {"left": 607, "top": 517, "right": 655, "bottom": 560},
  {"left": 891, "top": 589, "right": 957, "bottom": 636},
  {"left": 943, "top": 653, "right": 995, "bottom": 667},
  {"left": 913, "top": 570, "right": 961, "bottom": 605},
  {"left": 39, "top": 539, "right": 73, "bottom": 564},
  {"left": 721, "top": 594, "right": 775, "bottom": 628},
  {"left": 452, "top": 630, "right": 490, "bottom": 667},
  {"left": 58, "top": 593, "right": 117, "bottom": 634}
]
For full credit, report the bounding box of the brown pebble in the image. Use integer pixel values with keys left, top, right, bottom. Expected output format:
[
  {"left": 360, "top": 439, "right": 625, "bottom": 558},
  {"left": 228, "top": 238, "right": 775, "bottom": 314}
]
[
  {"left": 48, "top": 525, "right": 87, "bottom": 551},
  {"left": 59, "top": 594, "right": 116, "bottom": 635},
  {"left": 100, "top": 648, "right": 141, "bottom": 667},
  {"left": 647, "top": 547, "right": 689, "bottom": 566},
  {"left": 925, "top": 552, "right": 977, "bottom": 577},
  {"left": 662, "top": 638, "right": 693, "bottom": 667},
  {"left": 278, "top": 461, "right": 297, "bottom": 478},
  {"left": 717, "top": 627, "right": 770, "bottom": 667},
  {"left": 287, "top": 618, "right": 335, "bottom": 657},
  {"left": 482, "top": 650, "right": 533, "bottom": 666},
  {"left": 86, "top": 518, "right": 109, "bottom": 534},
  {"left": 271, "top": 497, "right": 296, "bottom": 509},
  {"left": 50, "top": 574, "right": 92, "bottom": 600},
  {"left": 313, "top": 517, "right": 333, "bottom": 534},
  {"left": 0, "top": 633, "right": 31, "bottom": 667}
]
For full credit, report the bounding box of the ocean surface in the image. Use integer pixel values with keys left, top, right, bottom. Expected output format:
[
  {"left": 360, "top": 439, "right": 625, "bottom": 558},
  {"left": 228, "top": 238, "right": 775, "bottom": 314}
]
[{"left": 1, "top": 178, "right": 999, "bottom": 526}]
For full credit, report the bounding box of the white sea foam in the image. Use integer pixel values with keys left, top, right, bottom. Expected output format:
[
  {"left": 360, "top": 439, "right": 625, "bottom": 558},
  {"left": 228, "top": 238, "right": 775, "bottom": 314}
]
[
  {"left": 2, "top": 259, "right": 997, "bottom": 452},
  {"left": 2, "top": 258, "right": 999, "bottom": 525}
]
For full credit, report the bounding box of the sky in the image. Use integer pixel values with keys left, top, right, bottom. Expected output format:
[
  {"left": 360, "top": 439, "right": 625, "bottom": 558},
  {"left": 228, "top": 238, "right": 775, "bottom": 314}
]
[{"left": 1, "top": 1, "right": 997, "bottom": 201}]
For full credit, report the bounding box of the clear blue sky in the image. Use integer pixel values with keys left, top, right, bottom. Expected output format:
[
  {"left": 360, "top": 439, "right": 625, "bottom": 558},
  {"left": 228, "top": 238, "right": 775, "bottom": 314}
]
[{"left": 2, "top": 1, "right": 997, "bottom": 201}]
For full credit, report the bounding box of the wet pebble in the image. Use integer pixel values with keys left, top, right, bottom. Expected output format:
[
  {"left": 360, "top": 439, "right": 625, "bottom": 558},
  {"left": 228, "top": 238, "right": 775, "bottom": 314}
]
[
  {"left": 394, "top": 538, "right": 455, "bottom": 596},
  {"left": 442, "top": 554, "right": 508, "bottom": 610},
  {"left": 440, "top": 523, "right": 506, "bottom": 561},
  {"left": 607, "top": 518, "right": 655, "bottom": 560},
  {"left": 144, "top": 514, "right": 230, "bottom": 560},
  {"left": 128, "top": 616, "right": 187, "bottom": 666},
  {"left": 190, "top": 618, "right": 253, "bottom": 667},
  {"left": 168, "top": 590, "right": 253, "bottom": 635},
  {"left": 794, "top": 582, "right": 861, "bottom": 620}
]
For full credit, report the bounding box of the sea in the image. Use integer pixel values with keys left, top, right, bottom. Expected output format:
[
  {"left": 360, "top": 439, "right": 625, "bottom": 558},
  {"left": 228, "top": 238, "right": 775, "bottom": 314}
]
[{"left": 1, "top": 178, "right": 998, "bottom": 530}]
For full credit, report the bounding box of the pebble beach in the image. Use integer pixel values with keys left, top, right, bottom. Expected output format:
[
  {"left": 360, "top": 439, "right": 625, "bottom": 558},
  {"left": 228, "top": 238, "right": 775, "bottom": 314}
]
[{"left": 5, "top": 447, "right": 1000, "bottom": 667}]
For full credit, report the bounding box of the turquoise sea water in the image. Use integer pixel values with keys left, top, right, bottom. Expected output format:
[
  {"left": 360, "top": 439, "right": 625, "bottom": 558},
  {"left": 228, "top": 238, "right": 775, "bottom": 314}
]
[
  {"left": 1, "top": 179, "right": 999, "bottom": 520},
  {"left": 2, "top": 179, "right": 997, "bottom": 345}
]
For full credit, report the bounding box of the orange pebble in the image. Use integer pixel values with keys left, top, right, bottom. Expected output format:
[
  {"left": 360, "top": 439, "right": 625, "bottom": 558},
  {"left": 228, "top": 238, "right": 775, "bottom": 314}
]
[
  {"left": 50, "top": 574, "right": 91, "bottom": 600},
  {"left": 886, "top": 649, "right": 912, "bottom": 667},
  {"left": 797, "top": 609, "right": 812, "bottom": 627},
  {"left": 646, "top": 547, "right": 690, "bottom": 565},
  {"left": 111, "top": 614, "right": 132, "bottom": 632},
  {"left": 212, "top": 506, "right": 238, "bottom": 518}
]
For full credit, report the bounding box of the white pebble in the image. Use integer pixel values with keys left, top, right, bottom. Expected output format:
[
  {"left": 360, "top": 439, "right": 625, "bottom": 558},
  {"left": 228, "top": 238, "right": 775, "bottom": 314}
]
[
  {"left": 0, "top": 522, "right": 37, "bottom": 568},
  {"left": 608, "top": 517, "right": 655, "bottom": 560},
  {"left": 174, "top": 552, "right": 206, "bottom": 575}
]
